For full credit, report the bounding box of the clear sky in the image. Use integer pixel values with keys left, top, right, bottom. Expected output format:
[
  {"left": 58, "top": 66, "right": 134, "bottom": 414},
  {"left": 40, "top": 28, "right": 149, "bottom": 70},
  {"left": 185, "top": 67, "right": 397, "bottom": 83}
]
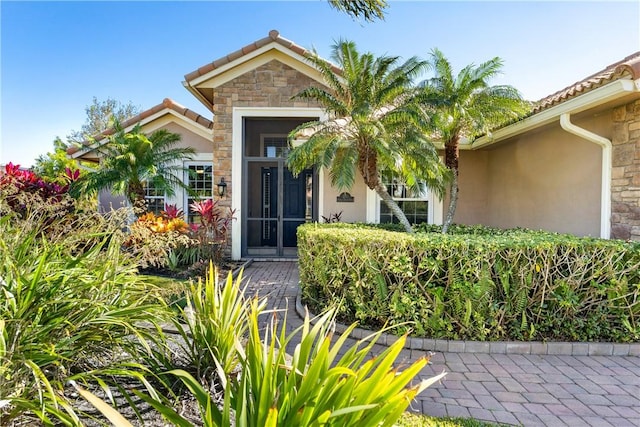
[{"left": 1, "top": 1, "right": 639, "bottom": 167}]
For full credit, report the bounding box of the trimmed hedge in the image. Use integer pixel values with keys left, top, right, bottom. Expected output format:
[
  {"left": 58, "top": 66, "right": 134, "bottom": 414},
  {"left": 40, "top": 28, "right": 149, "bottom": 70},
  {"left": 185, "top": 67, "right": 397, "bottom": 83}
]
[{"left": 297, "top": 223, "right": 640, "bottom": 342}]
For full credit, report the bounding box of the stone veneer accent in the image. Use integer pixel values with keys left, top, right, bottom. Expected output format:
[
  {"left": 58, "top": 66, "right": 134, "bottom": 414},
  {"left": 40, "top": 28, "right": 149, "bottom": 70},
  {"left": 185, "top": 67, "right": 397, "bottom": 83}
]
[
  {"left": 611, "top": 99, "right": 640, "bottom": 240},
  {"left": 211, "top": 59, "right": 326, "bottom": 208}
]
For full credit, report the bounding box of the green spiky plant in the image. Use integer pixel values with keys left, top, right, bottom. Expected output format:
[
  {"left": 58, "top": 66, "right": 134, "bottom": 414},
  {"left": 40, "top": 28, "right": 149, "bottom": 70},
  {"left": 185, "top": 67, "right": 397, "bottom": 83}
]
[
  {"left": 0, "top": 205, "right": 171, "bottom": 425},
  {"left": 170, "top": 263, "right": 266, "bottom": 381},
  {"left": 139, "top": 265, "right": 446, "bottom": 426}
]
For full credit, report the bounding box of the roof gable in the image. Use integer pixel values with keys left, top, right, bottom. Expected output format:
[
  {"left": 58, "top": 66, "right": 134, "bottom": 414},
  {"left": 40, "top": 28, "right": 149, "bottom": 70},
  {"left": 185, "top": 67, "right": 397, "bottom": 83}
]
[
  {"left": 183, "top": 30, "right": 338, "bottom": 110},
  {"left": 68, "top": 98, "right": 213, "bottom": 160}
]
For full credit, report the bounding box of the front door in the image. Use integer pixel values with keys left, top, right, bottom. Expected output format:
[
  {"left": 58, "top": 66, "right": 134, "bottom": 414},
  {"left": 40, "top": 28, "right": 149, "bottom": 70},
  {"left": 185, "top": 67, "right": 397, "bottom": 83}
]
[
  {"left": 242, "top": 118, "right": 317, "bottom": 258},
  {"left": 245, "top": 160, "right": 313, "bottom": 257}
]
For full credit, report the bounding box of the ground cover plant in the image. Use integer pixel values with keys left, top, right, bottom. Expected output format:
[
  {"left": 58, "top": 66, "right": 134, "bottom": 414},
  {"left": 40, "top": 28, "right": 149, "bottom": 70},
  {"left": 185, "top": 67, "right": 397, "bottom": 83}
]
[{"left": 298, "top": 223, "right": 640, "bottom": 342}]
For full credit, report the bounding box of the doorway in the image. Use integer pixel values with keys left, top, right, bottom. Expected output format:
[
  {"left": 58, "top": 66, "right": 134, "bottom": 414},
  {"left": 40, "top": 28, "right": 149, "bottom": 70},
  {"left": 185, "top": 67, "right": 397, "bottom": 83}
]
[{"left": 242, "top": 117, "right": 317, "bottom": 257}]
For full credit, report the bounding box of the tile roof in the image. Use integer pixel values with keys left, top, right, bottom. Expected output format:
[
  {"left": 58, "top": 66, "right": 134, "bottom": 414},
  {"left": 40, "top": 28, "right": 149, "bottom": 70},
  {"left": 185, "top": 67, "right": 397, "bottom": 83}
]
[
  {"left": 533, "top": 51, "right": 640, "bottom": 113},
  {"left": 184, "top": 29, "right": 341, "bottom": 82},
  {"left": 67, "top": 98, "right": 212, "bottom": 156}
]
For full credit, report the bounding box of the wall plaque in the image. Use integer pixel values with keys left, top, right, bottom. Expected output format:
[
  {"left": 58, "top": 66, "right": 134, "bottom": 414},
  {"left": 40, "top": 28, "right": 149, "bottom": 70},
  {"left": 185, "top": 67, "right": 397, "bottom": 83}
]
[{"left": 336, "top": 192, "right": 354, "bottom": 203}]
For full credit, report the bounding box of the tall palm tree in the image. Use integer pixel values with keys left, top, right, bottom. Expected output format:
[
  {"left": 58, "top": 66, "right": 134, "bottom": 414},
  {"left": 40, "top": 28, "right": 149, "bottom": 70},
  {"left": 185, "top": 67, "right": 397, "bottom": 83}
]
[
  {"left": 287, "top": 40, "right": 449, "bottom": 233},
  {"left": 420, "top": 49, "right": 530, "bottom": 233},
  {"left": 75, "top": 120, "right": 196, "bottom": 216}
]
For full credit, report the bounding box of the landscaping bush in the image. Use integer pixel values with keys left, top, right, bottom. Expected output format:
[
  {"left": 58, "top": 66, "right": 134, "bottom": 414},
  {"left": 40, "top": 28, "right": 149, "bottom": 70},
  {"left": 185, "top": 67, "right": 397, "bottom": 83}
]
[
  {"left": 297, "top": 223, "right": 640, "bottom": 342},
  {"left": 0, "top": 206, "right": 171, "bottom": 425},
  {"left": 138, "top": 266, "right": 445, "bottom": 427},
  {"left": 124, "top": 201, "right": 235, "bottom": 271}
]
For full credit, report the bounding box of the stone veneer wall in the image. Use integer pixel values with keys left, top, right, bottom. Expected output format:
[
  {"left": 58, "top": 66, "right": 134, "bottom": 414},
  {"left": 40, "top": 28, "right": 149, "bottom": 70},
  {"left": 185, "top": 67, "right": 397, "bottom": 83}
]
[
  {"left": 211, "top": 59, "right": 325, "bottom": 207},
  {"left": 611, "top": 99, "right": 640, "bottom": 240}
]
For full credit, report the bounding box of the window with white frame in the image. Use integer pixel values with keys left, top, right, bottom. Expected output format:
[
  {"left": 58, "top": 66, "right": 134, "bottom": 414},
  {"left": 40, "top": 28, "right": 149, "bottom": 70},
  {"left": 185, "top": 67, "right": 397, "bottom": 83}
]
[
  {"left": 185, "top": 163, "right": 213, "bottom": 224},
  {"left": 379, "top": 172, "right": 429, "bottom": 225},
  {"left": 144, "top": 181, "right": 165, "bottom": 215}
]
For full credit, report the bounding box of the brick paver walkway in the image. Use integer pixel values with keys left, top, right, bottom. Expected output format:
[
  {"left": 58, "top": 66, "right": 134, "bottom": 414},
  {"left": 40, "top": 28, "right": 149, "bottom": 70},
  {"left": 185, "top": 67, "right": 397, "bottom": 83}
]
[{"left": 243, "top": 261, "right": 640, "bottom": 427}]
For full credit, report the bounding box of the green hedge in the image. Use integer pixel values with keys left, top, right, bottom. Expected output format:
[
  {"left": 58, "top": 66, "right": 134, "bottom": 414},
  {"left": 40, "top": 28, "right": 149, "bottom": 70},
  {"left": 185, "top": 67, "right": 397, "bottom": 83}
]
[{"left": 297, "top": 223, "right": 640, "bottom": 342}]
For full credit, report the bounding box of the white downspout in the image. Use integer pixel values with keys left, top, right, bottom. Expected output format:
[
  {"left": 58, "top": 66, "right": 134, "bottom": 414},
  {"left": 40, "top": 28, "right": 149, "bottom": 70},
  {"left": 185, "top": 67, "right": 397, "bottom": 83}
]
[{"left": 559, "top": 113, "right": 611, "bottom": 239}]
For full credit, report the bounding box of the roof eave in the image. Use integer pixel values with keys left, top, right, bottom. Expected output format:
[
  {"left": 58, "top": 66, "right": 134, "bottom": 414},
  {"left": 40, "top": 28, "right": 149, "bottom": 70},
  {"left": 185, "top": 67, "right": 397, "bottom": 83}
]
[
  {"left": 182, "top": 80, "right": 214, "bottom": 112},
  {"left": 468, "top": 78, "right": 640, "bottom": 150}
]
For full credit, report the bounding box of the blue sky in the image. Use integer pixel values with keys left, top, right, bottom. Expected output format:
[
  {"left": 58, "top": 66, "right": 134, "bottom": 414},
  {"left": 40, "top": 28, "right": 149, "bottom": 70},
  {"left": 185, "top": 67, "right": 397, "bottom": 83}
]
[{"left": 1, "top": 1, "right": 639, "bottom": 167}]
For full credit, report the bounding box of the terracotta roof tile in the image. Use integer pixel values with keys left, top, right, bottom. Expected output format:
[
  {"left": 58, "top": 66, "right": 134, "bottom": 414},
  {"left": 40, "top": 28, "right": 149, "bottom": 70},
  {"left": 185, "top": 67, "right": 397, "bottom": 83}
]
[
  {"left": 184, "top": 29, "right": 341, "bottom": 83},
  {"left": 533, "top": 51, "right": 640, "bottom": 113}
]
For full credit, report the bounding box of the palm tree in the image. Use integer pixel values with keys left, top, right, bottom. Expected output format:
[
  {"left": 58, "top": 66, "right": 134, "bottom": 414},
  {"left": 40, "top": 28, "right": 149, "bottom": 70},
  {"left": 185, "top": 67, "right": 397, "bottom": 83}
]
[
  {"left": 287, "top": 40, "right": 449, "bottom": 233},
  {"left": 75, "top": 120, "right": 196, "bottom": 216},
  {"left": 419, "top": 49, "right": 530, "bottom": 233}
]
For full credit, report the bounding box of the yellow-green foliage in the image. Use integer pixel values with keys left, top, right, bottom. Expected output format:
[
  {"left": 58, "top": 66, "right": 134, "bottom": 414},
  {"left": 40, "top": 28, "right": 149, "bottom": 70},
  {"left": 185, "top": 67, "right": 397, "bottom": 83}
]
[{"left": 298, "top": 223, "right": 640, "bottom": 342}]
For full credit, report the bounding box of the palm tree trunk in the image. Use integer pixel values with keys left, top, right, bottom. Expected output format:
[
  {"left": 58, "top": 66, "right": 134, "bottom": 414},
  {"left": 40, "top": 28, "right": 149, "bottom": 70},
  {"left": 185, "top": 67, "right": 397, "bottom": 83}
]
[
  {"left": 128, "top": 182, "right": 147, "bottom": 217},
  {"left": 442, "top": 139, "right": 459, "bottom": 234},
  {"left": 442, "top": 171, "right": 458, "bottom": 234},
  {"left": 374, "top": 182, "right": 414, "bottom": 234}
]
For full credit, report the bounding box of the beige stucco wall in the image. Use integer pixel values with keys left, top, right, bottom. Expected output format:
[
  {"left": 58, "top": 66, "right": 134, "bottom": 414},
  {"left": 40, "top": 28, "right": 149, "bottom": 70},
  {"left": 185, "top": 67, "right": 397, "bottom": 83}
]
[
  {"left": 161, "top": 122, "right": 213, "bottom": 154},
  {"left": 455, "top": 114, "right": 606, "bottom": 237},
  {"left": 449, "top": 150, "right": 490, "bottom": 226},
  {"left": 321, "top": 172, "right": 368, "bottom": 223}
]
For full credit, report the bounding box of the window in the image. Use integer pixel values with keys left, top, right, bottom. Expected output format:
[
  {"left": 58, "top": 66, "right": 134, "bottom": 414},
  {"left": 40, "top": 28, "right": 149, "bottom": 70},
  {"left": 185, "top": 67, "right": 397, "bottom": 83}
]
[
  {"left": 261, "top": 135, "right": 289, "bottom": 158},
  {"left": 186, "top": 163, "right": 213, "bottom": 224},
  {"left": 379, "top": 172, "right": 429, "bottom": 225},
  {"left": 144, "top": 181, "right": 165, "bottom": 215}
]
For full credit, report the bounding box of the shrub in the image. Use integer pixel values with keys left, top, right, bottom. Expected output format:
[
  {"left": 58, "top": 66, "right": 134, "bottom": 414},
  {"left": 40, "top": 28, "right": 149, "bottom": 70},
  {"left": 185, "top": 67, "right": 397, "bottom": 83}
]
[
  {"left": 0, "top": 206, "right": 171, "bottom": 425},
  {"left": 169, "top": 263, "right": 265, "bottom": 381},
  {"left": 125, "top": 201, "right": 236, "bottom": 271},
  {"left": 297, "top": 223, "right": 640, "bottom": 342},
  {"left": 138, "top": 266, "right": 446, "bottom": 427},
  {"left": 189, "top": 199, "right": 236, "bottom": 266}
]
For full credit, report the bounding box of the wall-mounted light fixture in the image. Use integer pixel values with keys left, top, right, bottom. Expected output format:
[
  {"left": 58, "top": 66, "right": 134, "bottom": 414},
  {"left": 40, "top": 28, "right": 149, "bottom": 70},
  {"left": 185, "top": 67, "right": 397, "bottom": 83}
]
[{"left": 217, "top": 177, "right": 227, "bottom": 197}]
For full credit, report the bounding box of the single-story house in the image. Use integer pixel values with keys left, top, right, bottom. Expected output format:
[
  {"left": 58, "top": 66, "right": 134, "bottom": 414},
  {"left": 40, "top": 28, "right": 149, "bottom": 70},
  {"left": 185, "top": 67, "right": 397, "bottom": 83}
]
[{"left": 70, "top": 30, "right": 640, "bottom": 260}]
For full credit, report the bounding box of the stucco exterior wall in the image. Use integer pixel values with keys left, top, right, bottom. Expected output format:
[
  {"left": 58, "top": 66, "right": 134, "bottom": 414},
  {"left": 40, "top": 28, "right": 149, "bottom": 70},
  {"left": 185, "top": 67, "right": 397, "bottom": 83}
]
[
  {"left": 321, "top": 172, "right": 368, "bottom": 223},
  {"left": 211, "top": 59, "right": 326, "bottom": 209},
  {"left": 449, "top": 150, "right": 490, "bottom": 226},
  {"left": 162, "top": 122, "right": 213, "bottom": 154},
  {"left": 611, "top": 99, "right": 640, "bottom": 240},
  {"left": 456, "top": 115, "right": 604, "bottom": 237}
]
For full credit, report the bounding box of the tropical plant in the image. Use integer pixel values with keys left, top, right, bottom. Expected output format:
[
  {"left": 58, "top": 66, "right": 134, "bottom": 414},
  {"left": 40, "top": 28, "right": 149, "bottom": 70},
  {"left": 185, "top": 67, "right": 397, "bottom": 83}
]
[
  {"left": 32, "top": 137, "right": 93, "bottom": 184},
  {"left": 0, "top": 206, "right": 170, "bottom": 425},
  {"left": 170, "top": 263, "right": 265, "bottom": 382},
  {"left": 0, "top": 162, "right": 80, "bottom": 222},
  {"left": 74, "top": 119, "right": 196, "bottom": 216},
  {"left": 419, "top": 49, "right": 530, "bottom": 233},
  {"left": 124, "top": 212, "right": 197, "bottom": 269},
  {"left": 287, "top": 40, "right": 449, "bottom": 233},
  {"left": 328, "top": 0, "right": 388, "bottom": 21},
  {"left": 189, "top": 198, "right": 236, "bottom": 265},
  {"left": 139, "top": 266, "right": 446, "bottom": 426}
]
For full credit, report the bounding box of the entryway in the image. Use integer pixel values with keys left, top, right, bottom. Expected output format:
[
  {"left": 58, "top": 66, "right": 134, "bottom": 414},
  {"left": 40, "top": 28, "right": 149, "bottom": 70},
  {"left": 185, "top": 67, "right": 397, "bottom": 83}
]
[{"left": 241, "top": 117, "right": 317, "bottom": 257}]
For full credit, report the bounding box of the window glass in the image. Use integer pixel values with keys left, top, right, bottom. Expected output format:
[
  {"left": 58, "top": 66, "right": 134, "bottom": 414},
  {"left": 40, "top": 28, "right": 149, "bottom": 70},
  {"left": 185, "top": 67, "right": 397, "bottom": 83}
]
[
  {"left": 379, "top": 172, "right": 429, "bottom": 225},
  {"left": 144, "top": 181, "right": 165, "bottom": 215},
  {"left": 186, "top": 164, "right": 213, "bottom": 224}
]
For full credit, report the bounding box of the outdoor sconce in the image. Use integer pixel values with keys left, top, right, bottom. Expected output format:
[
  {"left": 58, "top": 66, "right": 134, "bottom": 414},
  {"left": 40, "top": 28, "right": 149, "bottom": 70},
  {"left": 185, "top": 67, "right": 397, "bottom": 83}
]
[{"left": 217, "top": 177, "right": 227, "bottom": 197}]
